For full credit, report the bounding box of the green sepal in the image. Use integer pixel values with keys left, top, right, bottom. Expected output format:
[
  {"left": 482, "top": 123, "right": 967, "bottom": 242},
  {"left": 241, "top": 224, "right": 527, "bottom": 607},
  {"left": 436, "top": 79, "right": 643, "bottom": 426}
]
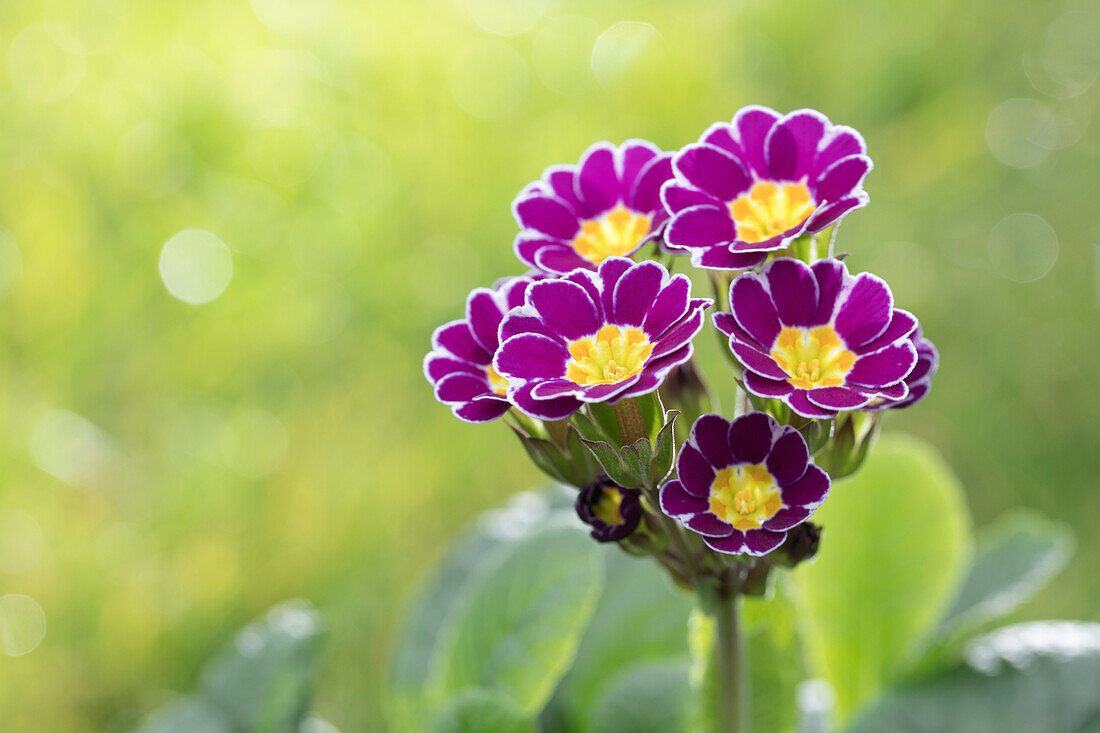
[
  {"left": 635, "top": 391, "right": 665, "bottom": 443},
  {"left": 586, "top": 403, "right": 622, "bottom": 444},
  {"left": 508, "top": 424, "right": 600, "bottom": 488},
  {"left": 798, "top": 419, "right": 832, "bottom": 456},
  {"left": 579, "top": 409, "right": 679, "bottom": 491},
  {"left": 648, "top": 410, "right": 680, "bottom": 486}
]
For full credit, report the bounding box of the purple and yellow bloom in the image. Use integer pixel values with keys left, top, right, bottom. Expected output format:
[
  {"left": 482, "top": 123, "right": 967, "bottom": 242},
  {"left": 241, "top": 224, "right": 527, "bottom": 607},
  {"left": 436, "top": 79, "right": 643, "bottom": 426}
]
[
  {"left": 512, "top": 140, "right": 674, "bottom": 274},
  {"left": 867, "top": 328, "right": 938, "bottom": 411},
  {"left": 662, "top": 106, "right": 872, "bottom": 269},
  {"left": 495, "top": 257, "right": 712, "bottom": 420},
  {"left": 715, "top": 258, "right": 919, "bottom": 418},
  {"left": 576, "top": 476, "right": 643, "bottom": 542},
  {"left": 424, "top": 276, "right": 534, "bottom": 423},
  {"left": 660, "top": 413, "right": 830, "bottom": 556}
]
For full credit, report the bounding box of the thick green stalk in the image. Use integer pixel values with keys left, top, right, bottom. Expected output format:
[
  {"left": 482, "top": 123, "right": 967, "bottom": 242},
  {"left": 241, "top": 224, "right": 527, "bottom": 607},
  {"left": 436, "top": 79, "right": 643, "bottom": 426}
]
[
  {"left": 612, "top": 397, "right": 648, "bottom": 445},
  {"left": 715, "top": 592, "right": 749, "bottom": 733}
]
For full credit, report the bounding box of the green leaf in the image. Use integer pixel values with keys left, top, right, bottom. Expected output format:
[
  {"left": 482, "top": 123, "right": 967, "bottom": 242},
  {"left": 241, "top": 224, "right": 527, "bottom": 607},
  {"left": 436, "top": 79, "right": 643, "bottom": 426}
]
[
  {"left": 198, "top": 601, "right": 327, "bottom": 733},
  {"left": 849, "top": 622, "right": 1100, "bottom": 733},
  {"left": 793, "top": 435, "right": 973, "bottom": 723},
  {"left": 434, "top": 524, "right": 605, "bottom": 715},
  {"left": 590, "top": 661, "right": 692, "bottom": 733},
  {"left": 133, "top": 699, "right": 232, "bottom": 733},
  {"left": 429, "top": 690, "right": 536, "bottom": 733},
  {"left": 544, "top": 551, "right": 693, "bottom": 731},
  {"left": 390, "top": 489, "right": 576, "bottom": 730},
  {"left": 580, "top": 437, "right": 641, "bottom": 487},
  {"left": 587, "top": 403, "right": 623, "bottom": 444},
  {"left": 618, "top": 438, "right": 653, "bottom": 488},
  {"left": 742, "top": 581, "right": 805, "bottom": 733},
  {"left": 937, "top": 509, "right": 1074, "bottom": 638}
]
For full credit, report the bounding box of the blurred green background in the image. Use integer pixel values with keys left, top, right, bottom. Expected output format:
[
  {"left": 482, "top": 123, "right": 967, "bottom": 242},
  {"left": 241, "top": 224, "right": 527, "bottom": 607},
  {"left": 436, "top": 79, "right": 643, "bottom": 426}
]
[{"left": 0, "top": 0, "right": 1096, "bottom": 729}]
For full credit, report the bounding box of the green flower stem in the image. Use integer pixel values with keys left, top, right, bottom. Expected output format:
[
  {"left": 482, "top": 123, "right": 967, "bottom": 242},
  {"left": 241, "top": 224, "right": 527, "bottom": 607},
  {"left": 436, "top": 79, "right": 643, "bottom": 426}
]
[
  {"left": 715, "top": 589, "right": 749, "bottom": 733},
  {"left": 544, "top": 418, "right": 571, "bottom": 448},
  {"left": 612, "top": 397, "right": 648, "bottom": 446}
]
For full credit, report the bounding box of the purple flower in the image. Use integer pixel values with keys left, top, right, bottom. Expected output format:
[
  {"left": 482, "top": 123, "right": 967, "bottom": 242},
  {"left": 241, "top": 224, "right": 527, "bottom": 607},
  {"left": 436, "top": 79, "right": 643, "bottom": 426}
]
[
  {"left": 512, "top": 140, "right": 675, "bottom": 274},
  {"left": 867, "top": 329, "right": 939, "bottom": 411},
  {"left": 424, "top": 276, "right": 534, "bottom": 423},
  {"left": 715, "top": 258, "right": 919, "bottom": 418},
  {"left": 662, "top": 106, "right": 872, "bottom": 270},
  {"left": 576, "top": 476, "right": 643, "bottom": 542},
  {"left": 660, "top": 413, "right": 830, "bottom": 556},
  {"left": 495, "top": 258, "right": 712, "bottom": 420}
]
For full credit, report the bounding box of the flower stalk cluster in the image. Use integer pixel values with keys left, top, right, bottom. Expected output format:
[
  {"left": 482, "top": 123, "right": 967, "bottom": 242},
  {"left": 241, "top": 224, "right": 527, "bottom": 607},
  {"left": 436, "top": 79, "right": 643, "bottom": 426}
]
[{"left": 423, "top": 107, "right": 938, "bottom": 732}]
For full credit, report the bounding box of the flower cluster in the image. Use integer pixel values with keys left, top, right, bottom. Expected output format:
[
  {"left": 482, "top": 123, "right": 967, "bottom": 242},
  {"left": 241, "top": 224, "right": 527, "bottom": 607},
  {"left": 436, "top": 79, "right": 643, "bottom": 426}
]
[{"left": 424, "top": 106, "right": 937, "bottom": 578}]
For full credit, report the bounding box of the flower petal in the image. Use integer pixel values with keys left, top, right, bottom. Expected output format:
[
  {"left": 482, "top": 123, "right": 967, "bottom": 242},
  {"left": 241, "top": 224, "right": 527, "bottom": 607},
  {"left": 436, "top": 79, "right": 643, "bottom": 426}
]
[
  {"left": 466, "top": 288, "right": 505, "bottom": 353},
  {"left": 677, "top": 443, "right": 716, "bottom": 497},
  {"left": 433, "top": 320, "right": 491, "bottom": 365},
  {"left": 786, "top": 390, "right": 837, "bottom": 419},
  {"left": 642, "top": 274, "right": 690, "bottom": 338},
  {"left": 743, "top": 370, "right": 795, "bottom": 398},
  {"left": 687, "top": 512, "right": 734, "bottom": 537},
  {"left": 728, "top": 412, "right": 777, "bottom": 464},
  {"left": 743, "top": 528, "right": 787, "bottom": 556},
  {"left": 691, "top": 414, "right": 735, "bottom": 469},
  {"left": 704, "top": 531, "right": 747, "bottom": 554},
  {"left": 453, "top": 396, "right": 511, "bottom": 423},
  {"left": 847, "top": 341, "right": 918, "bottom": 388},
  {"left": 494, "top": 333, "right": 568, "bottom": 380},
  {"left": 510, "top": 381, "right": 581, "bottom": 420},
  {"left": 666, "top": 205, "right": 735, "bottom": 250},
  {"left": 660, "top": 479, "right": 709, "bottom": 518},
  {"left": 730, "top": 274, "right": 781, "bottom": 346},
  {"left": 528, "top": 279, "right": 601, "bottom": 341},
  {"left": 814, "top": 154, "right": 872, "bottom": 204},
  {"left": 780, "top": 464, "right": 830, "bottom": 509},
  {"left": 763, "top": 258, "right": 819, "bottom": 328},
  {"left": 806, "top": 387, "right": 873, "bottom": 411},
  {"left": 673, "top": 143, "right": 752, "bottom": 201},
  {"left": 612, "top": 260, "right": 666, "bottom": 327},
  {"left": 834, "top": 273, "right": 893, "bottom": 348},
  {"left": 514, "top": 192, "right": 580, "bottom": 240},
  {"left": 730, "top": 340, "right": 789, "bottom": 380},
  {"left": 765, "top": 428, "right": 810, "bottom": 486},
  {"left": 763, "top": 506, "right": 811, "bottom": 532}
]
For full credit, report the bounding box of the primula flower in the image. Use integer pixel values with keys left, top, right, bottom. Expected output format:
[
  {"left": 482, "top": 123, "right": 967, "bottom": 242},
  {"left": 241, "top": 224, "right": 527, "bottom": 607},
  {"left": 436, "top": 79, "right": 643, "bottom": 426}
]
[
  {"left": 576, "top": 476, "right": 643, "bottom": 542},
  {"left": 867, "top": 328, "right": 939, "bottom": 411},
  {"left": 424, "top": 276, "right": 534, "bottom": 423},
  {"left": 512, "top": 140, "right": 674, "bottom": 274},
  {"left": 715, "top": 258, "right": 919, "bottom": 418},
  {"left": 495, "top": 258, "right": 712, "bottom": 420},
  {"left": 660, "top": 413, "right": 830, "bottom": 556},
  {"left": 663, "top": 106, "right": 872, "bottom": 269}
]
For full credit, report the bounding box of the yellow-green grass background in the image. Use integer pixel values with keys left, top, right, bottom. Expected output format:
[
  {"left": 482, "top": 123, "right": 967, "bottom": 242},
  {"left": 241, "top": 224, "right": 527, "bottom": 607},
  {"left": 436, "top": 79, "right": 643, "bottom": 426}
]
[{"left": 0, "top": 0, "right": 1096, "bottom": 729}]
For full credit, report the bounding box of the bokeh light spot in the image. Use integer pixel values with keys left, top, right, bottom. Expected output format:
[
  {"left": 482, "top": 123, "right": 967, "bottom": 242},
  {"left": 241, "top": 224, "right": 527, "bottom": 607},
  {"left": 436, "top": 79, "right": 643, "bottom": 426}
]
[
  {"left": 159, "top": 229, "right": 233, "bottom": 305},
  {"left": 985, "top": 98, "right": 1058, "bottom": 168},
  {"left": 250, "top": 0, "right": 333, "bottom": 35},
  {"left": 591, "top": 21, "right": 660, "bottom": 87},
  {"left": 0, "top": 227, "right": 23, "bottom": 298},
  {"left": 116, "top": 121, "right": 192, "bottom": 198},
  {"left": 448, "top": 39, "right": 528, "bottom": 121},
  {"left": 988, "top": 213, "right": 1058, "bottom": 283},
  {"left": 464, "top": 0, "right": 548, "bottom": 36},
  {"left": 0, "top": 594, "right": 46, "bottom": 656},
  {"left": 220, "top": 409, "right": 288, "bottom": 479},
  {"left": 1036, "top": 10, "right": 1100, "bottom": 98},
  {"left": 6, "top": 23, "right": 86, "bottom": 103},
  {"left": 29, "top": 409, "right": 115, "bottom": 490},
  {"left": 532, "top": 15, "right": 600, "bottom": 96},
  {"left": 0, "top": 511, "right": 45, "bottom": 575}
]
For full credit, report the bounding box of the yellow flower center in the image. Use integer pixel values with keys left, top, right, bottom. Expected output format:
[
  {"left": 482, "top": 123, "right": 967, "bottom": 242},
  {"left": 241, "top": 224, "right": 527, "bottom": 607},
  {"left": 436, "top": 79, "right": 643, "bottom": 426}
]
[
  {"left": 708, "top": 464, "right": 782, "bottom": 530},
  {"left": 566, "top": 325, "right": 654, "bottom": 386},
  {"left": 771, "top": 326, "right": 856, "bottom": 390},
  {"left": 593, "top": 487, "right": 625, "bottom": 526},
  {"left": 572, "top": 206, "right": 652, "bottom": 264},
  {"left": 486, "top": 365, "right": 509, "bottom": 396},
  {"left": 728, "top": 181, "right": 816, "bottom": 243}
]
